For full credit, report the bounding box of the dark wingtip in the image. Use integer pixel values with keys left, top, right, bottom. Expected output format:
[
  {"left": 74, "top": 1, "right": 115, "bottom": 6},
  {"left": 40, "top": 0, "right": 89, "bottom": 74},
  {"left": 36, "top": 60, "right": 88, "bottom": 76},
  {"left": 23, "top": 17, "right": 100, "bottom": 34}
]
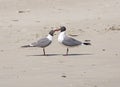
[
  {"left": 21, "top": 45, "right": 31, "bottom": 48},
  {"left": 83, "top": 42, "right": 91, "bottom": 45}
]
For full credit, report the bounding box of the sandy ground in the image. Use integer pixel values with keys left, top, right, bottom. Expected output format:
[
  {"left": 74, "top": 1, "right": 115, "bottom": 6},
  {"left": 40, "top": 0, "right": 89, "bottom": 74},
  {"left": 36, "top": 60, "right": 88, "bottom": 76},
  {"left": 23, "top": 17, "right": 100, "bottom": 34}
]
[{"left": 0, "top": 0, "right": 120, "bottom": 87}]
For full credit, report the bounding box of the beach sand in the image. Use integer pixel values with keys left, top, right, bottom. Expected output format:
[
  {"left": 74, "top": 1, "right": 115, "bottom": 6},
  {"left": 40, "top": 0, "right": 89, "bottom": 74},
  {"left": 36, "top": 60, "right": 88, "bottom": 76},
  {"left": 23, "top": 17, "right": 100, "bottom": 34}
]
[{"left": 0, "top": 0, "right": 120, "bottom": 87}]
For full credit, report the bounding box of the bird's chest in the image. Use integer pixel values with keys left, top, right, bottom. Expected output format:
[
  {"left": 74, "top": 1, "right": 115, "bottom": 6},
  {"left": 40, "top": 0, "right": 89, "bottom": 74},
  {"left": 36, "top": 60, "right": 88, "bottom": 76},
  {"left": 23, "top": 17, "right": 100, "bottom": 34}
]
[{"left": 58, "top": 33, "right": 65, "bottom": 43}]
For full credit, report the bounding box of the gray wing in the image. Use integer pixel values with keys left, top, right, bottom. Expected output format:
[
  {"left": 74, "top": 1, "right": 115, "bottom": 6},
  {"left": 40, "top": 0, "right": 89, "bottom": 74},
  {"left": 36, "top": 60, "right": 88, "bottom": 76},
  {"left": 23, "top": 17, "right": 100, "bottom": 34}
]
[
  {"left": 31, "top": 38, "right": 52, "bottom": 48},
  {"left": 62, "top": 36, "right": 82, "bottom": 46}
]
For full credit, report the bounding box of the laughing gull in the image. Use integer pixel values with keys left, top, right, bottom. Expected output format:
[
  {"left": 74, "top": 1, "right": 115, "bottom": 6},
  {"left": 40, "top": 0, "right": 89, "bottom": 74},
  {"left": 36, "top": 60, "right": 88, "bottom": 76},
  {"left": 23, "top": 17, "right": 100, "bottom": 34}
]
[
  {"left": 56, "top": 26, "right": 91, "bottom": 55},
  {"left": 21, "top": 30, "right": 56, "bottom": 56}
]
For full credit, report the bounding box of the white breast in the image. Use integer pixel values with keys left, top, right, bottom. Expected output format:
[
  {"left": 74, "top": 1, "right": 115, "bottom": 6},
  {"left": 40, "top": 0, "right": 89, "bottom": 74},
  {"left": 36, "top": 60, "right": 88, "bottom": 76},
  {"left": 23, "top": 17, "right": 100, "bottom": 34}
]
[
  {"left": 47, "top": 34, "right": 53, "bottom": 41},
  {"left": 58, "top": 32, "right": 65, "bottom": 43}
]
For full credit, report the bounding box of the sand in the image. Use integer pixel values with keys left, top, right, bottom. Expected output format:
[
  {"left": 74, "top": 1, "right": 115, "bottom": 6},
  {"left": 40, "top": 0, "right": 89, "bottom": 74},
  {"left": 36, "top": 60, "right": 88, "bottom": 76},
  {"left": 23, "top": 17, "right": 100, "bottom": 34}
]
[{"left": 0, "top": 0, "right": 120, "bottom": 87}]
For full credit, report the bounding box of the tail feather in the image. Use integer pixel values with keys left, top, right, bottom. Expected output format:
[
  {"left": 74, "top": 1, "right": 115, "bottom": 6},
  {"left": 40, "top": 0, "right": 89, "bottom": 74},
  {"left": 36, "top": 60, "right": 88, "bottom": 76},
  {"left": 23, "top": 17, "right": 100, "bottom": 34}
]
[
  {"left": 21, "top": 45, "right": 32, "bottom": 48},
  {"left": 83, "top": 42, "right": 91, "bottom": 45}
]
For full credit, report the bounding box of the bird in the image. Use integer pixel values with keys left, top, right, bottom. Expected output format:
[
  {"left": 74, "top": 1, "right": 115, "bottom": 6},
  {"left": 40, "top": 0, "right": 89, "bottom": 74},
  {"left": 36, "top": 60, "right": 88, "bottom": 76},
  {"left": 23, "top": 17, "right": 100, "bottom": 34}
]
[
  {"left": 21, "top": 30, "right": 56, "bottom": 56},
  {"left": 56, "top": 26, "right": 91, "bottom": 56}
]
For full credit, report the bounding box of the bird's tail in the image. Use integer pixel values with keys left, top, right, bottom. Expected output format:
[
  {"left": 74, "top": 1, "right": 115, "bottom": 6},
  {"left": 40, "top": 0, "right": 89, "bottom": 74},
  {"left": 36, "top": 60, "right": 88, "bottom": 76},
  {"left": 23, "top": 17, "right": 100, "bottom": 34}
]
[
  {"left": 83, "top": 42, "right": 91, "bottom": 45},
  {"left": 83, "top": 40, "right": 91, "bottom": 45},
  {"left": 21, "top": 44, "right": 33, "bottom": 48}
]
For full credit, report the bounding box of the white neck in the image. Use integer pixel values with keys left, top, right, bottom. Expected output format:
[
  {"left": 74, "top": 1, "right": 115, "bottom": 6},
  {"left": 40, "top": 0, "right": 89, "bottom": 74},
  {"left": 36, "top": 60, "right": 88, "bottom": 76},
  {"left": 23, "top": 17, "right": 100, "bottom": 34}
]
[
  {"left": 58, "top": 31, "right": 66, "bottom": 43},
  {"left": 47, "top": 34, "right": 53, "bottom": 41}
]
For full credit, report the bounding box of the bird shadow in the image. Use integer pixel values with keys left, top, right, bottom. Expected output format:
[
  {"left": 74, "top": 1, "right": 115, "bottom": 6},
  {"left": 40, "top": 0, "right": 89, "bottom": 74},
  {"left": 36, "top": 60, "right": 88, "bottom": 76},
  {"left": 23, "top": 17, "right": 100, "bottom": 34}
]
[
  {"left": 64, "top": 53, "right": 92, "bottom": 56},
  {"left": 27, "top": 53, "right": 92, "bottom": 57},
  {"left": 27, "top": 54, "right": 61, "bottom": 56}
]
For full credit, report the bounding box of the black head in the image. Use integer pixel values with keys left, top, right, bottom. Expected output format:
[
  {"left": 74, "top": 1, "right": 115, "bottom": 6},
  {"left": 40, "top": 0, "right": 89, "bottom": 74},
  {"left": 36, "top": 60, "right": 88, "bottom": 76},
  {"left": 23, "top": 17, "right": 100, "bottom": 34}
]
[
  {"left": 49, "top": 30, "right": 55, "bottom": 36},
  {"left": 60, "top": 26, "right": 66, "bottom": 32}
]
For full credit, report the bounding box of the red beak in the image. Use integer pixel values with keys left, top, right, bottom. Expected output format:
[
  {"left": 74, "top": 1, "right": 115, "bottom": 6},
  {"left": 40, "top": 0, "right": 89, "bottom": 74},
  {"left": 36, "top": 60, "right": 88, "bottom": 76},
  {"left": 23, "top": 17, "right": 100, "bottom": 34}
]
[{"left": 54, "top": 28, "right": 61, "bottom": 32}]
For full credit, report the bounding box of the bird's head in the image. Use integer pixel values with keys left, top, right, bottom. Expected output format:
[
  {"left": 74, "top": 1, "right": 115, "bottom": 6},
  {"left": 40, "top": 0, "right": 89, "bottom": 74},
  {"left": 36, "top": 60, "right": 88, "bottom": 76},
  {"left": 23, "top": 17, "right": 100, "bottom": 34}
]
[
  {"left": 55, "top": 26, "right": 66, "bottom": 32},
  {"left": 49, "top": 30, "right": 56, "bottom": 36}
]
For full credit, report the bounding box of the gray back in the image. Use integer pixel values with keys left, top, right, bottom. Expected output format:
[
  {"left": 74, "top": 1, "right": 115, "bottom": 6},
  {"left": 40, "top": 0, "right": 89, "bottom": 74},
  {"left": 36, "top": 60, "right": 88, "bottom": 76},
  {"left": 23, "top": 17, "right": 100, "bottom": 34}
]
[
  {"left": 32, "top": 38, "right": 52, "bottom": 48},
  {"left": 62, "top": 36, "right": 82, "bottom": 46}
]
